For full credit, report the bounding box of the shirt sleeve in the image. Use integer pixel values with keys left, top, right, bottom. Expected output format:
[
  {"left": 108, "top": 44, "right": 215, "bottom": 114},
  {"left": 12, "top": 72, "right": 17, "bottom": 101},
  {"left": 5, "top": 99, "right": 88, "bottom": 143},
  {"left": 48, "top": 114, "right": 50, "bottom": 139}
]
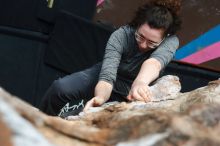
[
  {"left": 99, "top": 27, "right": 127, "bottom": 85},
  {"left": 149, "top": 35, "right": 179, "bottom": 69}
]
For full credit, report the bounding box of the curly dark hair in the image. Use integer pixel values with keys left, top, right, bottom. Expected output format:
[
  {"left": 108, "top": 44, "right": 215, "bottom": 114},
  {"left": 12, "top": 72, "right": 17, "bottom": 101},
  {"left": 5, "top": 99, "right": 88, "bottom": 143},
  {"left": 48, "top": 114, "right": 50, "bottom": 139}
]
[{"left": 129, "top": 0, "right": 182, "bottom": 36}]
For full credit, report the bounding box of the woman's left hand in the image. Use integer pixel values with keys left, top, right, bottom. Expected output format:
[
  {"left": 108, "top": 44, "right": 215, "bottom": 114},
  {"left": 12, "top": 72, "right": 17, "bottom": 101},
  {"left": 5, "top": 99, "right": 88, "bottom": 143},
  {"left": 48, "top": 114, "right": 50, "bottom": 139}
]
[{"left": 127, "top": 81, "right": 152, "bottom": 102}]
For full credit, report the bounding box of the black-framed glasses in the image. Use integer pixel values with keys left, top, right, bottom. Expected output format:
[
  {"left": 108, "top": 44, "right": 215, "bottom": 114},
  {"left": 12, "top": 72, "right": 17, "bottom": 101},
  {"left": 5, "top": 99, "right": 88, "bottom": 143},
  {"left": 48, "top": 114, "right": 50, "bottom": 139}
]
[{"left": 135, "top": 31, "right": 165, "bottom": 49}]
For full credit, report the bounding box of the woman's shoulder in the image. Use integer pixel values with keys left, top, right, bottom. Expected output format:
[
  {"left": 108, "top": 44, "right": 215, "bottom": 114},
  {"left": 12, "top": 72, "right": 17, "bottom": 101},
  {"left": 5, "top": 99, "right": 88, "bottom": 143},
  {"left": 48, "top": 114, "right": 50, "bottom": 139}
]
[
  {"left": 165, "top": 35, "right": 179, "bottom": 43},
  {"left": 110, "top": 25, "right": 135, "bottom": 43},
  {"left": 113, "top": 25, "right": 135, "bottom": 36},
  {"left": 120, "top": 25, "right": 135, "bottom": 33},
  {"left": 163, "top": 35, "right": 179, "bottom": 47}
]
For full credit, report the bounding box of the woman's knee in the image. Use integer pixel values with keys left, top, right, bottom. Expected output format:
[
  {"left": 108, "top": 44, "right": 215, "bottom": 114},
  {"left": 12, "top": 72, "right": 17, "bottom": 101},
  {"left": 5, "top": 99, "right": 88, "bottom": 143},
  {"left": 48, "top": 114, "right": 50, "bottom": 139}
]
[
  {"left": 49, "top": 74, "right": 92, "bottom": 98},
  {"left": 50, "top": 79, "right": 69, "bottom": 95}
]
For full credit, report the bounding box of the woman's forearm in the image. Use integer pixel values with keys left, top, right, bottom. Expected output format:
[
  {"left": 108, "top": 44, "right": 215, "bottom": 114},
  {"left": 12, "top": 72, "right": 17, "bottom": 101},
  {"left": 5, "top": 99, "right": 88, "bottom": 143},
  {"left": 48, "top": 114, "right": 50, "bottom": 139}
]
[
  {"left": 134, "top": 58, "right": 161, "bottom": 85},
  {"left": 94, "top": 80, "right": 113, "bottom": 100}
]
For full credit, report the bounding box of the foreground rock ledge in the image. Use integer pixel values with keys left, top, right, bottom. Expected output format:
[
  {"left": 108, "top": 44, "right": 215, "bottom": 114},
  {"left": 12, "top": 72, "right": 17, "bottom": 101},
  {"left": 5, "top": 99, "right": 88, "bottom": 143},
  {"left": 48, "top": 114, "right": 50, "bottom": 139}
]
[{"left": 0, "top": 76, "right": 220, "bottom": 146}]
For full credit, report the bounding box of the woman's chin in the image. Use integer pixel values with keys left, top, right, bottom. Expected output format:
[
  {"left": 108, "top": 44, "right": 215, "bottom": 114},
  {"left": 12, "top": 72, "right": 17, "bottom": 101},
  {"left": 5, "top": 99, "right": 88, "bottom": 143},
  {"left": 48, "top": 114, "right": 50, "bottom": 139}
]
[
  {"left": 138, "top": 46, "right": 154, "bottom": 52},
  {"left": 138, "top": 47, "right": 148, "bottom": 52}
]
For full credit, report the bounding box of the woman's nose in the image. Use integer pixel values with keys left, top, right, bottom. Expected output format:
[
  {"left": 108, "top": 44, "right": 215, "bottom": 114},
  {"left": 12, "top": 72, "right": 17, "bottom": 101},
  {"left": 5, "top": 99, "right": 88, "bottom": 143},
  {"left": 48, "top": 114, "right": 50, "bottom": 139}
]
[{"left": 139, "top": 42, "right": 148, "bottom": 49}]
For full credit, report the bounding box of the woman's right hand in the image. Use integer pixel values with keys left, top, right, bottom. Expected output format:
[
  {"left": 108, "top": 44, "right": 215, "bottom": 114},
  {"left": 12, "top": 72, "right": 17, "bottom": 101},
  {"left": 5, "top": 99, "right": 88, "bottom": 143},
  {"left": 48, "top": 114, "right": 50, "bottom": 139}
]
[
  {"left": 84, "top": 81, "right": 113, "bottom": 112},
  {"left": 83, "top": 96, "right": 108, "bottom": 112}
]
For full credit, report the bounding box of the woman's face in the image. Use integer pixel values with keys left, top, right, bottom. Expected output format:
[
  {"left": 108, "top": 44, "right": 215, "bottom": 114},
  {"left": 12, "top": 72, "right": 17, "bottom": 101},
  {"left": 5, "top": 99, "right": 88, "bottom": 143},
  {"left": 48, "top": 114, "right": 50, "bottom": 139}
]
[{"left": 135, "top": 23, "right": 165, "bottom": 52}]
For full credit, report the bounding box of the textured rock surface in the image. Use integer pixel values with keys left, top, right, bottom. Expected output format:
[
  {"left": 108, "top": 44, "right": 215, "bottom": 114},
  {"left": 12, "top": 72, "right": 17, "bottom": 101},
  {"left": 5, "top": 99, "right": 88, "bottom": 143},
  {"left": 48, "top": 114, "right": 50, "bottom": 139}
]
[{"left": 0, "top": 76, "right": 220, "bottom": 146}]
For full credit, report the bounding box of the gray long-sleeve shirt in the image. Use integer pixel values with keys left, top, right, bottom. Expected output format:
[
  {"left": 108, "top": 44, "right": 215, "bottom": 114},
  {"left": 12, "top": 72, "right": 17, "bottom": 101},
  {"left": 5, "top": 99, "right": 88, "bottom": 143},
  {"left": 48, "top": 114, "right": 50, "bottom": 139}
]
[{"left": 99, "top": 25, "right": 179, "bottom": 88}]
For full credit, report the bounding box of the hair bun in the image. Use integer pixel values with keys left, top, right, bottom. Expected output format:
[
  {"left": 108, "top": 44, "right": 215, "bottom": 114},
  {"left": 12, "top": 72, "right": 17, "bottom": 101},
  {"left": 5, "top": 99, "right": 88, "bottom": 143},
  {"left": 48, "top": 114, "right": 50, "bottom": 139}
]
[{"left": 150, "top": 0, "right": 181, "bottom": 15}]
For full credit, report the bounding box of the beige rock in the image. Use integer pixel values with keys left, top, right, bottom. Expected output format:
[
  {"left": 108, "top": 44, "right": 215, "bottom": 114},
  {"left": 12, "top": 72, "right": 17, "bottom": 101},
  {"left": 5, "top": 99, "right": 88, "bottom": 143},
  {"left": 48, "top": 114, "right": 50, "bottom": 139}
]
[{"left": 0, "top": 77, "right": 220, "bottom": 146}]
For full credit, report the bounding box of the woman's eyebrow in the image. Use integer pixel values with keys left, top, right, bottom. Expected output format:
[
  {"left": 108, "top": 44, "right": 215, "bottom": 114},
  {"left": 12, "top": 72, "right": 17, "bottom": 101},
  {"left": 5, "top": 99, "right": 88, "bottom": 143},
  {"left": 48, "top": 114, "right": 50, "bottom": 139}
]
[
  {"left": 148, "top": 40, "right": 157, "bottom": 44},
  {"left": 139, "top": 33, "right": 145, "bottom": 39},
  {"left": 145, "top": 37, "right": 157, "bottom": 44},
  {"left": 139, "top": 32, "right": 158, "bottom": 44}
]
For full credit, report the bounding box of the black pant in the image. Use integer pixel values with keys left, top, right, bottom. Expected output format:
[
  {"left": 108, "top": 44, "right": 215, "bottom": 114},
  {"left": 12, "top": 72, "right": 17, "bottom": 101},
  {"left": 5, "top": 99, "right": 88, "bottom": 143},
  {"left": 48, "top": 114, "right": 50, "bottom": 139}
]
[{"left": 39, "top": 63, "right": 129, "bottom": 118}]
